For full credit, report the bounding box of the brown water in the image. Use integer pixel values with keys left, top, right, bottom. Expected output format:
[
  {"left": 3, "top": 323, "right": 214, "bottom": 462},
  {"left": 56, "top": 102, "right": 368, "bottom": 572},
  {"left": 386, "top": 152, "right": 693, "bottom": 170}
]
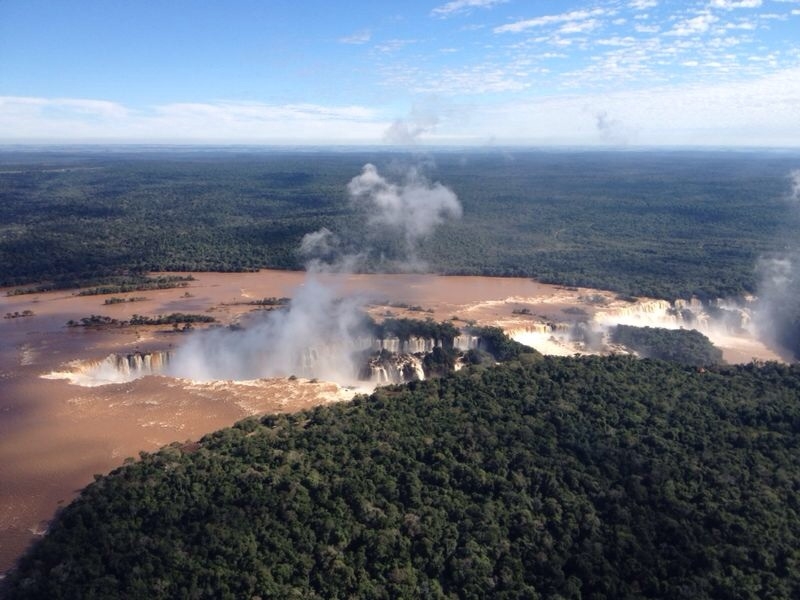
[{"left": 0, "top": 270, "right": 783, "bottom": 574}]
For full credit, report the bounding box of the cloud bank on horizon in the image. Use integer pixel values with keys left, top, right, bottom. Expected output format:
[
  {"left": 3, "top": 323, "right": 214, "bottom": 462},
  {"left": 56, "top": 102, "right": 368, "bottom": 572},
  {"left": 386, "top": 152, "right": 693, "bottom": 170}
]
[{"left": 1, "top": 0, "right": 799, "bottom": 146}]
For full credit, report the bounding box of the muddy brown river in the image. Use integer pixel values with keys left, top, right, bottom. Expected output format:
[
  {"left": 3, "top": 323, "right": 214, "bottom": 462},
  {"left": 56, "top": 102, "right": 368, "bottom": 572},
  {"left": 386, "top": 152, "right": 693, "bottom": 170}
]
[{"left": 0, "top": 270, "right": 783, "bottom": 574}]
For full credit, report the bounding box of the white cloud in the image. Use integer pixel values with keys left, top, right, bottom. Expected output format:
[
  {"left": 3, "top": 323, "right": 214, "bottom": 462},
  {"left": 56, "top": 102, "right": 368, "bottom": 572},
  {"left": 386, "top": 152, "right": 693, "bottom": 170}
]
[
  {"left": 0, "top": 97, "right": 386, "bottom": 143},
  {"left": 629, "top": 0, "right": 658, "bottom": 9},
  {"left": 666, "top": 12, "right": 719, "bottom": 36},
  {"left": 710, "top": 0, "right": 762, "bottom": 9},
  {"left": 558, "top": 19, "right": 601, "bottom": 34},
  {"left": 431, "top": 0, "right": 507, "bottom": 17},
  {"left": 494, "top": 8, "right": 607, "bottom": 33},
  {"left": 461, "top": 66, "right": 800, "bottom": 146},
  {"left": 4, "top": 73, "right": 800, "bottom": 146},
  {"left": 0, "top": 96, "right": 130, "bottom": 120},
  {"left": 724, "top": 20, "right": 757, "bottom": 29},
  {"left": 597, "top": 36, "right": 638, "bottom": 46},
  {"left": 339, "top": 30, "right": 372, "bottom": 44},
  {"left": 374, "top": 39, "right": 417, "bottom": 53},
  {"left": 634, "top": 23, "right": 661, "bottom": 33},
  {"left": 383, "top": 101, "right": 442, "bottom": 144},
  {"left": 394, "top": 64, "right": 531, "bottom": 94}
]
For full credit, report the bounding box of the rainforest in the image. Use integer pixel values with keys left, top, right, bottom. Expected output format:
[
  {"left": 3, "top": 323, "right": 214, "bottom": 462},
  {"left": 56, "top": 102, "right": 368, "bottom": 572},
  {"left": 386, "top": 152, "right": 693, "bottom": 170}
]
[{"left": 4, "top": 356, "right": 800, "bottom": 599}]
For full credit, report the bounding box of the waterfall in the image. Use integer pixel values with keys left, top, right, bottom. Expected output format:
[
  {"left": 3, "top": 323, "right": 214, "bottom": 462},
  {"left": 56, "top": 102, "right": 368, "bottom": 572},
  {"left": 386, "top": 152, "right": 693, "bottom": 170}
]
[
  {"left": 43, "top": 351, "right": 172, "bottom": 387},
  {"left": 367, "top": 354, "right": 426, "bottom": 385},
  {"left": 454, "top": 335, "right": 480, "bottom": 351}
]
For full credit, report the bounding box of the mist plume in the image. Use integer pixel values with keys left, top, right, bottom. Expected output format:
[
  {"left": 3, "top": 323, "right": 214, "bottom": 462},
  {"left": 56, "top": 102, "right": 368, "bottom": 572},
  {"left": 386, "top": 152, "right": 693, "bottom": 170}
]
[
  {"left": 383, "top": 105, "right": 439, "bottom": 145},
  {"left": 167, "top": 163, "right": 462, "bottom": 384},
  {"left": 167, "top": 279, "right": 370, "bottom": 383},
  {"left": 755, "top": 169, "right": 800, "bottom": 360},
  {"left": 790, "top": 169, "right": 800, "bottom": 203},
  {"left": 595, "top": 110, "right": 627, "bottom": 144},
  {"left": 348, "top": 163, "right": 462, "bottom": 267}
]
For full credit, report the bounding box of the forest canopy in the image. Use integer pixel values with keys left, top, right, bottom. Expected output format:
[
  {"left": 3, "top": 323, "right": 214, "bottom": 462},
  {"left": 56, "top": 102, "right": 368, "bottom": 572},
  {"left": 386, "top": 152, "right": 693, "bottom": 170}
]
[
  {"left": 2, "top": 149, "right": 799, "bottom": 299},
  {"left": 611, "top": 325, "right": 724, "bottom": 366},
  {"left": 4, "top": 356, "right": 799, "bottom": 599}
]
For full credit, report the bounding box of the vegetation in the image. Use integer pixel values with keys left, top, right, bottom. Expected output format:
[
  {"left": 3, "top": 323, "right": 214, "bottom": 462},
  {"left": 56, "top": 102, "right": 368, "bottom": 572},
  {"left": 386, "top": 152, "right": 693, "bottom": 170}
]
[
  {"left": 2, "top": 150, "right": 799, "bottom": 299},
  {"left": 66, "top": 313, "right": 215, "bottom": 328},
  {"left": 468, "top": 325, "right": 531, "bottom": 362},
  {"left": 3, "top": 148, "right": 799, "bottom": 597},
  {"left": 66, "top": 315, "right": 123, "bottom": 327},
  {"left": 247, "top": 297, "right": 290, "bottom": 306},
  {"left": 371, "top": 318, "right": 461, "bottom": 347},
  {"left": 4, "top": 357, "right": 799, "bottom": 599},
  {"left": 612, "top": 325, "right": 724, "bottom": 366},
  {"left": 386, "top": 301, "right": 435, "bottom": 313},
  {"left": 3, "top": 309, "right": 34, "bottom": 319},
  {"left": 76, "top": 275, "right": 195, "bottom": 296},
  {"left": 103, "top": 296, "right": 147, "bottom": 305},
  {"left": 128, "top": 313, "right": 216, "bottom": 326},
  {"left": 5, "top": 274, "right": 194, "bottom": 297}
]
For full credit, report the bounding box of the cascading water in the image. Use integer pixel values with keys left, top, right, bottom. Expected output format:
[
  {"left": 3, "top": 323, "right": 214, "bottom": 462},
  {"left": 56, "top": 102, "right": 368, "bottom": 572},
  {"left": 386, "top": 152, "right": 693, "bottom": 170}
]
[
  {"left": 365, "top": 354, "right": 426, "bottom": 384},
  {"left": 506, "top": 294, "right": 775, "bottom": 362},
  {"left": 365, "top": 336, "right": 441, "bottom": 354},
  {"left": 42, "top": 351, "right": 172, "bottom": 387},
  {"left": 454, "top": 334, "right": 480, "bottom": 351},
  {"left": 44, "top": 336, "right": 449, "bottom": 388}
]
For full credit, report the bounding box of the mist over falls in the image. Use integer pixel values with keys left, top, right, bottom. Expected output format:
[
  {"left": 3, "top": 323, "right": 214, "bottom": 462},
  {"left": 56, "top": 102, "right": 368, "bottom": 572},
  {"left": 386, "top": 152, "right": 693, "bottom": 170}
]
[
  {"left": 507, "top": 296, "right": 763, "bottom": 360},
  {"left": 168, "top": 279, "right": 370, "bottom": 383},
  {"left": 755, "top": 169, "right": 800, "bottom": 360},
  {"left": 164, "top": 163, "right": 465, "bottom": 384},
  {"left": 46, "top": 289, "right": 788, "bottom": 389},
  {"left": 59, "top": 329, "right": 483, "bottom": 387}
]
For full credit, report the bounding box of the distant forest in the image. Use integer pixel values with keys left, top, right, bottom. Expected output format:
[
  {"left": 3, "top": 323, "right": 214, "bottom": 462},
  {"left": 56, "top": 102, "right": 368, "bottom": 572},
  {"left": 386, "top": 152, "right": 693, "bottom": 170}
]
[
  {"left": 4, "top": 356, "right": 799, "bottom": 599},
  {"left": 1, "top": 149, "right": 799, "bottom": 299}
]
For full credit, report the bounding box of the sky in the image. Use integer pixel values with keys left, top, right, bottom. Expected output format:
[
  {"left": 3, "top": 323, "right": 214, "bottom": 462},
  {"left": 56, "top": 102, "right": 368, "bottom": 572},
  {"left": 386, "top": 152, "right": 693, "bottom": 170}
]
[{"left": 1, "top": 0, "right": 799, "bottom": 146}]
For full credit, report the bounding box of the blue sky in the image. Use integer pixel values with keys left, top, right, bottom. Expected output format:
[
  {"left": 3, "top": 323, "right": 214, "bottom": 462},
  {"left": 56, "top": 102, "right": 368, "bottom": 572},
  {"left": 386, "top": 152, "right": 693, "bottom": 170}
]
[{"left": 1, "top": 0, "right": 799, "bottom": 145}]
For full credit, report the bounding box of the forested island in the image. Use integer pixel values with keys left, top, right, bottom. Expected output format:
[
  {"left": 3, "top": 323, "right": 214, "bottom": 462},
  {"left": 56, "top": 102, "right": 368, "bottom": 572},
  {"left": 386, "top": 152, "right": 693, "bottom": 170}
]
[
  {"left": 3, "top": 356, "right": 799, "bottom": 599},
  {"left": 2, "top": 149, "right": 799, "bottom": 300},
  {"left": 65, "top": 312, "right": 215, "bottom": 328},
  {"left": 611, "top": 325, "right": 724, "bottom": 366}
]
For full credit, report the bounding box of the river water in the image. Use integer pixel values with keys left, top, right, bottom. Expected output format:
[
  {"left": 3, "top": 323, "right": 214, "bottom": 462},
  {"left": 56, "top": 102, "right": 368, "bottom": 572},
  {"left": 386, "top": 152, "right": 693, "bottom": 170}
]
[{"left": 0, "top": 270, "right": 783, "bottom": 574}]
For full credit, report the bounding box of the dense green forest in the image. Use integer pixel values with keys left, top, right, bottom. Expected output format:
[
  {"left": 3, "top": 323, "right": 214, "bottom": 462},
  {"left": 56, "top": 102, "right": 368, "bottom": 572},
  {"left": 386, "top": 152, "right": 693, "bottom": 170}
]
[
  {"left": 611, "top": 325, "right": 724, "bottom": 366},
  {"left": 4, "top": 356, "right": 799, "bottom": 599},
  {"left": 369, "top": 318, "right": 461, "bottom": 346},
  {"left": 2, "top": 149, "right": 799, "bottom": 299}
]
